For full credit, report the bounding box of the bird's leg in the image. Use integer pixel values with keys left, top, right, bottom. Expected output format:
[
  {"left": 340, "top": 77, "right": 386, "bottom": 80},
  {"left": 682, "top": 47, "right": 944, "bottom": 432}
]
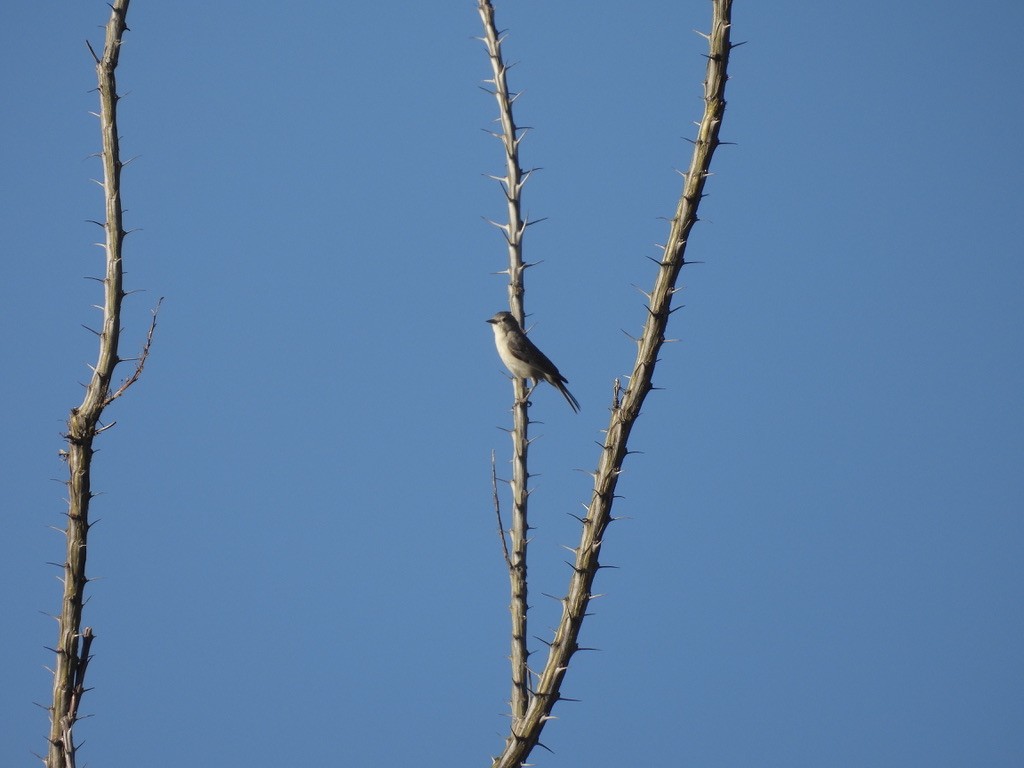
[{"left": 522, "top": 380, "right": 538, "bottom": 408}]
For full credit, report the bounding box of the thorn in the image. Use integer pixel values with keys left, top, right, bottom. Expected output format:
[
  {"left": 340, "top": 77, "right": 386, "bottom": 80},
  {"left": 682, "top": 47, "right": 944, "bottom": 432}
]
[
  {"left": 631, "top": 284, "right": 654, "bottom": 302},
  {"left": 482, "top": 217, "right": 510, "bottom": 234}
]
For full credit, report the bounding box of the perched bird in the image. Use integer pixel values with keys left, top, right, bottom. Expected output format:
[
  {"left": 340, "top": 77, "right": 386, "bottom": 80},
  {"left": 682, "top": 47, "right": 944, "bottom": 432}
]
[{"left": 487, "top": 311, "right": 580, "bottom": 412}]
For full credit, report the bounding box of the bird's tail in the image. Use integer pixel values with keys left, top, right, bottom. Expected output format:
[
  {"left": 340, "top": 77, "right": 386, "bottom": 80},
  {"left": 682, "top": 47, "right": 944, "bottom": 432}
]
[{"left": 556, "top": 380, "right": 581, "bottom": 413}]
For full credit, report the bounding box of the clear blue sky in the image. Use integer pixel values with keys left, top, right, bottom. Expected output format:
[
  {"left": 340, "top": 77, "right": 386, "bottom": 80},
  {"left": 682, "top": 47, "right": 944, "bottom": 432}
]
[{"left": 3, "top": 2, "right": 1022, "bottom": 766}]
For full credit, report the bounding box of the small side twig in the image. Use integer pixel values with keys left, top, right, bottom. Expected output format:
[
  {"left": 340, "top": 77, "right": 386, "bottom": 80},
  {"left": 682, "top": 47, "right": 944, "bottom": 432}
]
[
  {"left": 104, "top": 296, "right": 162, "bottom": 406},
  {"left": 491, "top": 450, "right": 512, "bottom": 568}
]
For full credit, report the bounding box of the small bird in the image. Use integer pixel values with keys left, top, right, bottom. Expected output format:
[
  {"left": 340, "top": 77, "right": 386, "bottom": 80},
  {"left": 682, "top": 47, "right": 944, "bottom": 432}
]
[{"left": 487, "top": 311, "right": 580, "bottom": 412}]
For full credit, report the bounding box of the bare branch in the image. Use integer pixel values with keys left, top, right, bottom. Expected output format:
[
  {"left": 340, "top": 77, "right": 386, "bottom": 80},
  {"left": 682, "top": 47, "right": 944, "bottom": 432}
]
[
  {"left": 492, "top": 450, "right": 512, "bottom": 568},
  {"left": 104, "top": 296, "right": 162, "bottom": 406},
  {"left": 46, "top": 3, "right": 141, "bottom": 766},
  {"left": 488, "top": 2, "right": 735, "bottom": 766},
  {"left": 478, "top": 0, "right": 535, "bottom": 728}
]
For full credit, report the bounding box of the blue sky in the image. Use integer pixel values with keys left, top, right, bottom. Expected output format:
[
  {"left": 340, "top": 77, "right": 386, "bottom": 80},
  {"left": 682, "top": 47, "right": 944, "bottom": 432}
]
[{"left": 3, "top": 2, "right": 1022, "bottom": 766}]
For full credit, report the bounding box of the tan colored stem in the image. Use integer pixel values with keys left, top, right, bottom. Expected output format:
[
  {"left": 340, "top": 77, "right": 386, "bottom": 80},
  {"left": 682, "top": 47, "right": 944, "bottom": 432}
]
[
  {"left": 47, "top": 3, "right": 131, "bottom": 766},
  {"left": 490, "top": 2, "right": 735, "bottom": 765},
  {"left": 478, "top": 0, "right": 534, "bottom": 726}
]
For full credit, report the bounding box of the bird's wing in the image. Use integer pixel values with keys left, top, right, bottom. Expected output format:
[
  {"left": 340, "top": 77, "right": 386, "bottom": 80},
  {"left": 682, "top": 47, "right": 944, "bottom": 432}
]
[{"left": 507, "top": 331, "right": 560, "bottom": 378}]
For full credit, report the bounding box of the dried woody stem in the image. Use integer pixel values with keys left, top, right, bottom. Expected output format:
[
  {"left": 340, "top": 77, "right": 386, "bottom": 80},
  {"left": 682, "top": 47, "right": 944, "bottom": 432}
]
[
  {"left": 488, "top": 2, "right": 735, "bottom": 766},
  {"left": 45, "top": 2, "right": 154, "bottom": 766},
  {"left": 491, "top": 451, "right": 512, "bottom": 568},
  {"left": 477, "top": 0, "right": 534, "bottom": 728}
]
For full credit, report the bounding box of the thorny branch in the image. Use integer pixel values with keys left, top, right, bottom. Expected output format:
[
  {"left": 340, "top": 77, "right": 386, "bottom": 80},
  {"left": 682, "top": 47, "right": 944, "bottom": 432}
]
[
  {"left": 44, "top": 3, "right": 156, "bottom": 767},
  {"left": 477, "top": 0, "right": 534, "bottom": 728},
  {"left": 483, "top": 2, "right": 736, "bottom": 766}
]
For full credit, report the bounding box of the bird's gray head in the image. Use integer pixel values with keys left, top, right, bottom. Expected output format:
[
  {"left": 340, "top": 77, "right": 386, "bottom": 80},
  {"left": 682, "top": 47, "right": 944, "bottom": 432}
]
[{"left": 487, "top": 311, "right": 515, "bottom": 326}]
